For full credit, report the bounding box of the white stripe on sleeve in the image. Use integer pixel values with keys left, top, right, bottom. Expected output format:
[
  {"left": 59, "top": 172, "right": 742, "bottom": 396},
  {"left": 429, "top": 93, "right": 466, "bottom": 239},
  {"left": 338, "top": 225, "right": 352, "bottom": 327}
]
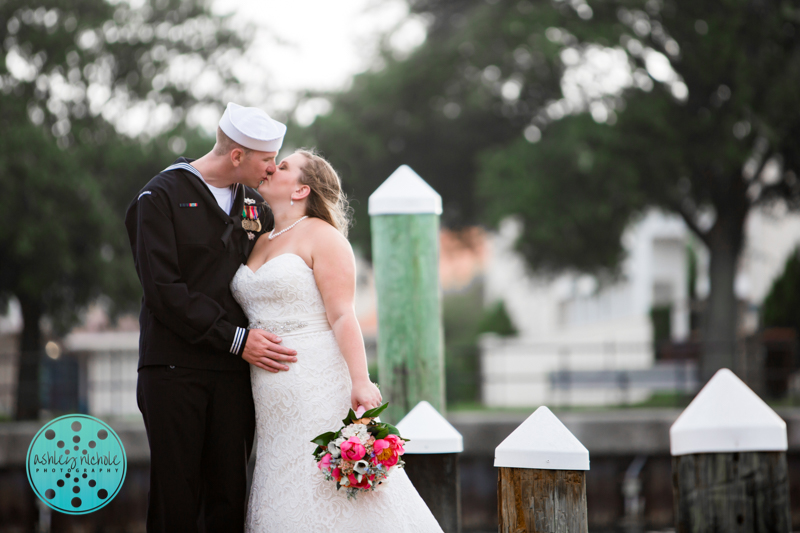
[{"left": 230, "top": 327, "right": 245, "bottom": 354}]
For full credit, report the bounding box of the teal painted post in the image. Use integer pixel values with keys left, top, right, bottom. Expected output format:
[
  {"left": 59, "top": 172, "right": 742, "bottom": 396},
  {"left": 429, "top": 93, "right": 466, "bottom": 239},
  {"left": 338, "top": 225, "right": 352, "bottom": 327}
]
[{"left": 369, "top": 165, "right": 445, "bottom": 424}]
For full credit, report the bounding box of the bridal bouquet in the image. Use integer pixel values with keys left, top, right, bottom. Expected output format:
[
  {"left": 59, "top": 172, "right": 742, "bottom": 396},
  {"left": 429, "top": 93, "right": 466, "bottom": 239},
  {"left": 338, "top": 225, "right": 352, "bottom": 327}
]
[{"left": 311, "top": 403, "right": 407, "bottom": 499}]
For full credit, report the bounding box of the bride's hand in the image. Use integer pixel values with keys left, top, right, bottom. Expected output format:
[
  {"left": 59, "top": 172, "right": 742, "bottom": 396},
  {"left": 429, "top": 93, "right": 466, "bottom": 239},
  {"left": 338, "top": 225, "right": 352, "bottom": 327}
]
[{"left": 351, "top": 379, "right": 382, "bottom": 412}]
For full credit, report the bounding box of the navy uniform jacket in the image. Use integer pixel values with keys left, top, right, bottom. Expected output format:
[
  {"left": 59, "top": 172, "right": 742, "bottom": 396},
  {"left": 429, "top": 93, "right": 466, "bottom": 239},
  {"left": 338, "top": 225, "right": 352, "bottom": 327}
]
[{"left": 125, "top": 157, "right": 272, "bottom": 372}]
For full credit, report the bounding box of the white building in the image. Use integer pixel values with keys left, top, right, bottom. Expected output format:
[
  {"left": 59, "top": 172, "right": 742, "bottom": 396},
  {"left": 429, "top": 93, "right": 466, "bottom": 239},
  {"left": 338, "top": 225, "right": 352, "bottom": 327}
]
[{"left": 480, "top": 207, "right": 800, "bottom": 408}]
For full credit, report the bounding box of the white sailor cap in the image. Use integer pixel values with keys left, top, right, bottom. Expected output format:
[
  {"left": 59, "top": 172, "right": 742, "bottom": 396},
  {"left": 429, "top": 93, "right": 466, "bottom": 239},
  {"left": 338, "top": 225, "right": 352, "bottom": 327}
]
[{"left": 218, "top": 102, "right": 287, "bottom": 153}]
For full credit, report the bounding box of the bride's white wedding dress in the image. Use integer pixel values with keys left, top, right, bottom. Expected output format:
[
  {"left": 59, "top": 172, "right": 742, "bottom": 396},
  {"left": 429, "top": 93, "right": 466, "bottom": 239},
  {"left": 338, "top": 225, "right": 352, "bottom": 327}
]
[{"left": 231, "top": 253, "right": 444, "bottom": 532}]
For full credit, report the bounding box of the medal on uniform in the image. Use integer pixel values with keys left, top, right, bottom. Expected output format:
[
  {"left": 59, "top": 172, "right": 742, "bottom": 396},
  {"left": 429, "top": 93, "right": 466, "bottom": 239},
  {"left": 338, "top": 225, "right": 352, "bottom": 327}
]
[{"left": 242, "top": 204, "right": 262, "bottom": 239}]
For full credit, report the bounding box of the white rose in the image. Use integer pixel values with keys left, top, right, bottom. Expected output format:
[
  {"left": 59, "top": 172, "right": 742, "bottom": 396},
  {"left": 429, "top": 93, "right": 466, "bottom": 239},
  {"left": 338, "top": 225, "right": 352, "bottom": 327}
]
[
  {"left": 327, "top": 439, "right": 341, "bottom": 458},
  {"left": 341, "top": 424, "right": 367, "bottom": 439}
]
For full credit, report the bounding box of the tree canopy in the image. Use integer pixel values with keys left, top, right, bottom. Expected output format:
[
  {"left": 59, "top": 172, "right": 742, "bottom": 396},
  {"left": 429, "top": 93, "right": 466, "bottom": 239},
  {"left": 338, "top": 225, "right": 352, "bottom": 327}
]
[
  {"left": 295, "top": 0, "right": 800, "bottom": 381},
  {"left": 478, "top": 0, "right": 800, "bottom": 379},
  {"left": 286, "top": 0, "right": 578, "bottom": 247},
  {"left": 0, "top": 0, "right": 247, "bottom": 418}
]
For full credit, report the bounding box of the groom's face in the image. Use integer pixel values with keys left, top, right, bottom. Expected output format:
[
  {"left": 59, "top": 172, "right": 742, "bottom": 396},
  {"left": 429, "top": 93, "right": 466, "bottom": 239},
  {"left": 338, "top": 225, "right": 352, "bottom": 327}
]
[{"left": 235, "top": 150, "right": 278, "bottom": 188}]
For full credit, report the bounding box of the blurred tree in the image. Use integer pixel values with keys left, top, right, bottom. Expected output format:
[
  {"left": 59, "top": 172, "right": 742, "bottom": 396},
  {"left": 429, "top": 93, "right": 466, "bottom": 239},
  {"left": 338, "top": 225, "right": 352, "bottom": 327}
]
[
  {"left": 0, "top": 118, "right": 111, "bottom": 420},
  {"left": 0, "top": 0, "right": 246, "bottom": 419},
  {"left": 478, "top": 300, "right": 518, "bottom": 337},
  {"left": 286, "top": 0, "right": 575, "bottom": 247},
  {"left": 762, "top": 249, "right": 800, "bottom": 336},
  {"left": 442, "top": 280, "right": 484, "bottom": 406},
  {"left": 295, "top": 0, "right": 800, "bottom": 382},
  {"left": 478, "top": 0, "right": 800, "bottom": 381},
  {"left": 478, "top": 114, "right": 644, "bottom": 274}
]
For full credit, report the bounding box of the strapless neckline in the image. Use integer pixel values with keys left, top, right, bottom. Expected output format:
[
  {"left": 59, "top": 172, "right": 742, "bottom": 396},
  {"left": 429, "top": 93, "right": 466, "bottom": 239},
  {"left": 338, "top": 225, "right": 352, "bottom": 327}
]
[
  {"left": 231, "top": 250, "right": 326, "bottom": 324},
  {"left": 244, "top": 253, "right": 310, "bottom": 275}
]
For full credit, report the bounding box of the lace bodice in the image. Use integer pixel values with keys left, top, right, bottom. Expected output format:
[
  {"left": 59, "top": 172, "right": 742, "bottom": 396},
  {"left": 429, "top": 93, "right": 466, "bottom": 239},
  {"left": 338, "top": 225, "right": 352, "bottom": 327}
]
[{"left": 231, "top": 253, "right": 326, "bottom": 324}]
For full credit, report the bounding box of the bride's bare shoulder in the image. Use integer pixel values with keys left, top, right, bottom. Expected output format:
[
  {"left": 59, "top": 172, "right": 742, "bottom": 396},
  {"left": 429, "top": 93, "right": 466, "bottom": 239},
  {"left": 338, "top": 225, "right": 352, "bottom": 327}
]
[
  {"left": 307, "top": 218, "right": 352, "bottom": 261},
  {"left": 306, "top": 217, "right": 347, "bottom": 241}
]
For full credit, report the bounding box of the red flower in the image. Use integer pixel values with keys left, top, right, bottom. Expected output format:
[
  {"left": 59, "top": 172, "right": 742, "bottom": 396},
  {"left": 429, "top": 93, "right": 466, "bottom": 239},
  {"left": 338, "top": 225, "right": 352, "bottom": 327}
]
[{"left": 348, "top": 473, "right": 372, "bottom": 490}]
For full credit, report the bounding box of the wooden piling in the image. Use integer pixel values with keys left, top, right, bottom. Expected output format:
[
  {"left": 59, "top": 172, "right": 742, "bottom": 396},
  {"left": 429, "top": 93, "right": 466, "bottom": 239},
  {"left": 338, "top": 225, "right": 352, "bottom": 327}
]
[
  {"left": 495, "top": 406, "right": 590, "bottom": 533},
  {"left": 672, "top": 452, "right": 789, "bottom": 533},
  {"left": 497, "top": 468, "right": 587, "bottom": 533},
  {"left": 369, "top": 166, "right": 444, "bottom": 423},
  {"left": 397, "top": 401, "right": 464, "bottom": 533},
  {"left": 405, "top": 453, "right": 461, "bottom": 532},
  {"left": 670, "top": 368, "right": 790, "bottom": 533}
]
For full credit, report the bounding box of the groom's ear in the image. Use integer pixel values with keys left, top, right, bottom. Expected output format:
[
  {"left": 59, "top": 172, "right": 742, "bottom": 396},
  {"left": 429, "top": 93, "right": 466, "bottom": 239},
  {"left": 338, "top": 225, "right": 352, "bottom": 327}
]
[{"left": 230, "top": 147, "right": 246, "bottom": 167}]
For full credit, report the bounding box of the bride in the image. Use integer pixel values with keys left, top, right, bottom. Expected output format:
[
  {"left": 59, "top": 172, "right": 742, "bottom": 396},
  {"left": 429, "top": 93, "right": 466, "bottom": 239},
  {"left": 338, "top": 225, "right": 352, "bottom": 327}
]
[{"left": 230, "top": 149, "right": 444, "bottom": 532}]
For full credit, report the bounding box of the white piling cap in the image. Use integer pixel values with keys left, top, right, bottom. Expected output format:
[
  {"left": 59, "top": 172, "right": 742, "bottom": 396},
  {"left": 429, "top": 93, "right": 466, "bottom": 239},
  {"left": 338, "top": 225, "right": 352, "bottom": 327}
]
[
  {"left": 395, "top": 401, "right": 463, "bottom": 454},
  {"left": 670, "top": 368, "right": 787, "bottom": 456},
  {"left": 368, "top": 165, "right": 442, "bottom": 215},
  {"left": 494, "top": 406, "right": 590, "bottom": 470}
]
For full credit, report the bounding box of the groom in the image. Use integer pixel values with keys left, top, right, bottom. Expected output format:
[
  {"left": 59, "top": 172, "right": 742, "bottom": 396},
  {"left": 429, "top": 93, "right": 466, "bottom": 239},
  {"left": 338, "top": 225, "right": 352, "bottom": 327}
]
[{"left": 125, "top": 103, "right": 297, "bottom": 532}]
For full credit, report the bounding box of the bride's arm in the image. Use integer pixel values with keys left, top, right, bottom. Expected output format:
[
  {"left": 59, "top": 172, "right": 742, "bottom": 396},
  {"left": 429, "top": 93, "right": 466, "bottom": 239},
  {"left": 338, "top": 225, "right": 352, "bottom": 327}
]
[{"left": 312, "top": 225, "right": 382, "bottom": 411}]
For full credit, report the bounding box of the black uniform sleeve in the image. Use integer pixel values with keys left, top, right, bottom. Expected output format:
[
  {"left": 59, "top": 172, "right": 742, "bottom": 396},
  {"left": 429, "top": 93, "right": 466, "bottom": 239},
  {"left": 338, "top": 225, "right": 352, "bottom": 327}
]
[{"left": 126, "top": 188, "right": 249, "bottom": 357}]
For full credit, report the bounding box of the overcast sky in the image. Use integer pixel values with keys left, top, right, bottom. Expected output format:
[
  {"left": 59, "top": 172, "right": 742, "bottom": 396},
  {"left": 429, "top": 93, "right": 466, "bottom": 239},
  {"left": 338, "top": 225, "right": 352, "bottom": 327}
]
[{"left": 211, "top": 0, "right": 427, "bottom": 123}]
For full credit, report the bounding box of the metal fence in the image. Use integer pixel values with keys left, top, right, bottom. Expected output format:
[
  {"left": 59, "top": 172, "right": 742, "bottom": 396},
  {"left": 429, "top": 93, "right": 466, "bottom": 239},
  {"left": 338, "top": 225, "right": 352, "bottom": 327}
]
[
  {"left": 0, "top": 349, "right": 139, "bottom": 419},
  {"left": 480, "top": 339, "right": 659, "bottom": 408},
  {"left": 478, "top": 336, "right": 798, "bottom": 408},
  {"left": 0, "top": 351, "right": 16, "bottom": 417}
]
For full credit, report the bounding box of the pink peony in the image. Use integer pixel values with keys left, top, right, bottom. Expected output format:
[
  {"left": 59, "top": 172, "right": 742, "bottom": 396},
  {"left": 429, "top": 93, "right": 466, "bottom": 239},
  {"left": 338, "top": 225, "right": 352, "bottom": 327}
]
[
  {"left": 372, "top": 434, "right": 406, "bottom": 467},
  {"left": 377, "top": 448, "right": 399, "bottom": 467},
  {"left": 373, "top": 439, "right": 390, "bottom": 455},
  {"left": 384, "top": 434, "right": 405, "bottom": 455},
  {"left": 340, "top": 436, "right": 366, "bottom": 461},
  {"left": 318, "top": 453, "right": 332, "bottom": 471},
  {"left": 331, "top": 467, "right": 342, "bottom": 481},
  {"left": 373, "top": 438, "right": 399, "bottom": 467}
]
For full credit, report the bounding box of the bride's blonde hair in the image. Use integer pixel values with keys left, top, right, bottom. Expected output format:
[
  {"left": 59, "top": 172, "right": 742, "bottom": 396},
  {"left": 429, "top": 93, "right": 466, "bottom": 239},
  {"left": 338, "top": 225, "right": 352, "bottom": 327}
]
[{"left": 296, "top": 149, "right": 352, "bottom": 238}]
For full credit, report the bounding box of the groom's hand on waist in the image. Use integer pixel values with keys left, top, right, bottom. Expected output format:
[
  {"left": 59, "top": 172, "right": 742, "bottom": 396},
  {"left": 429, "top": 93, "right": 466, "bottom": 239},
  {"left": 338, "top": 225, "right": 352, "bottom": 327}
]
[{"left": 241, "top": 329, "right": 297, "bottom": 373}]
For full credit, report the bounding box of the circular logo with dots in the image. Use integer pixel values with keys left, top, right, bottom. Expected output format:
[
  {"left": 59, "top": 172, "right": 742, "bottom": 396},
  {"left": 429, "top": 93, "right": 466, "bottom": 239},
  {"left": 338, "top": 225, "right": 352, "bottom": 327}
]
[{"left": 26, "top": 414, "right": 127, "bottom": 514}]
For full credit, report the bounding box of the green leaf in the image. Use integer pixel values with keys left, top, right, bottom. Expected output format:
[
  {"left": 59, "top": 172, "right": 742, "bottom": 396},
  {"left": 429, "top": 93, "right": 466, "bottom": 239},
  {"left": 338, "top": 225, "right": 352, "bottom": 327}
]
[
  {"left": 342, "top": 408, "right": 358, "bottom": 426},
  {"left": 371, "top": 420, "right": 405, "bottom": 440},
  {"left": 383, "top": 423, "right": 401, "bottom": 436},
  {"left": 362, "top": 402, "right": 389, "bottom": 419},
  {"left": 310, "top": 431, "right": 337, "bottom": 447}
]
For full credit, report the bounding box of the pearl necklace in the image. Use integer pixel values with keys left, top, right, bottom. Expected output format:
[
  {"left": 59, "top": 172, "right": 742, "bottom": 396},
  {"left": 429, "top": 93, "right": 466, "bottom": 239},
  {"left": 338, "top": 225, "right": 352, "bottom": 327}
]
[{"left": 269, "top": 216, "right": 308, "bottom": 240}]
